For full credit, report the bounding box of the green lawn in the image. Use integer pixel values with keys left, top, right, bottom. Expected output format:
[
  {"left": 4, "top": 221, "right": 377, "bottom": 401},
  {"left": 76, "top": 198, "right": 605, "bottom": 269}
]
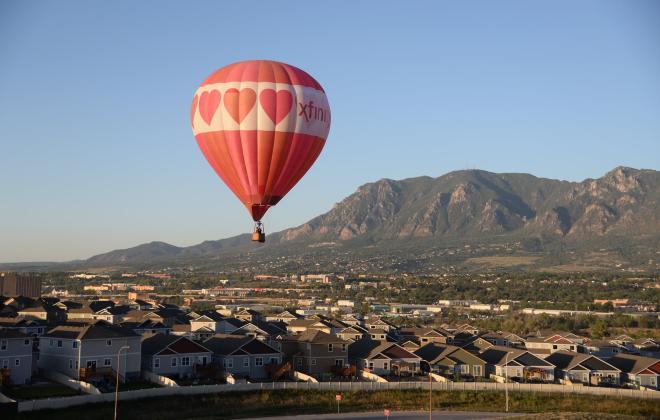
[
  {"left": 7, "top": 389, "right": 659, "bottom": 420},
  {"left": 2, "top": 384, "right": 80, "bottom": 400}
]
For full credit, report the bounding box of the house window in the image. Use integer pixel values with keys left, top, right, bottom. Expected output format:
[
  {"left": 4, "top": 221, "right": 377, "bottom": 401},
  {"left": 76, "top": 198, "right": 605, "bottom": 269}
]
[
  {"left": 73, "top": 341, "right": 78, "bottom": 349},
  {"left": 57, "top": 340, "right": 62, "bottom": 348},
  {"left": 24, "top": 339, "right": 30, "bottom": 346},
  {"left": 0, "top": 340, "right": 6, "bottom": 351},
  {"left": 15, "top": 359, "right": 20, "bottom": 366},
  {"left": 106, "top": 339, "right": 112, "bottom": 346},
  {"left": 49, "top": 339, "right": 54, "bottom": 347},
  {"left": 38, "top": 328, "right": 43, "bottom": 334},
  {"left": 104, "top": 358, "right": 111, "bottom": 367},
  {"left": 200, "top": 356, "right": 207, "bottom": 366},
  {"left": 296, "top": 358, "right": 302, "bottom": 366},
  {"left": 226, "top": 358, "right": 233, "bottom": 369},
  {"left": 69, "top": 360, "right": 73, "bottom": 369},
  {"left": 181, "top": 357, "right": 190, "bottom": 366},
  {"left": 383, "top": 362, "right": 388, "bottom": 370},
  {"left": 328, "top": 343, "right": 333, "bottom": 352},
  {"left": 255, "top": 357, "right": 263, "bottom": 367},
  {"left": 474, "top": 365, "right": 483, "bottom": 376},
  {"left": 171, "top": 358, "right": 177, "bottom": 367},
  {"left": 335, "top": 359, "right": 344, "bottom": 367},
  {"left": 311, "top": 358, "right": 317, "bottom": 366},
  {"left": 2, "top": 360, "right": 8, "bottom": 369},
  {"left": 368, "top": 362, "right": 374, "bottom": 370},
  {"left": 154, "top": 358, "right": 160, "bottom": 368},
  {"left": 460, "top": 364, "right": 470, "bottom": 374},
  {"left": 243, "top": 358, "right": 249, "bottom": 367},
  {"left": 552, "top": 345, "right": 557, "bottom": 349},
  {"left": 341, "top": 344, "right": 346, "bottom": 352}
]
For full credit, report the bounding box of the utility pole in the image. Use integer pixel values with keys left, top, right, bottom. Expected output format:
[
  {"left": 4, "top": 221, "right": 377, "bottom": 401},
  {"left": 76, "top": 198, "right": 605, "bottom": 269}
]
[
  {"left": 114, "top": 345, "right": 130, "bottom": 420},
  {"left": 429, "top": 371, "right": 432, "bottom": 420}
]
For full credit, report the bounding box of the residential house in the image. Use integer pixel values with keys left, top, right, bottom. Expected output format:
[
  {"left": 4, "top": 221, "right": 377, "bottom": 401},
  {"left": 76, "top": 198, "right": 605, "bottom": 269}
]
[
  {"left": 480, "top": 346, "right": 555, "bottom": 382},
  {"left": 38, "top": 321, "right": 141, "bottom": 381},
  {"left": 336, "top": 326, "right": 369, "bottom": 342},
  {"left": 234, "top": 309, "right": 263, "bottom": 323},
  {"left": 349, "top": 339, "right": 421, "bottom": 376},
  {"left": 142, "top": 335, "right": 213, "bottom": 379},
  {"left": 266, "top": 310, "right": 301, "bottom": 324},
  {"left": 414, "top": 343, "right": 486, "bottom": 379},
  {"left": 0, "top": 329, "right": 33, "bottom": 385},
  {"left": 0, "top": 317, "right": 48, "bottom": 337},
  {"left": 585, "top": 339, "right": 627, "bottom": 358},
  {"left": 277, "top": 330, "right": 349, "bottom": 379},
  {"left": 607, "top": 354, "right": 660, "bottom": 390},
  {"left": 204, "top": 334, "right": 282, "bottom": 379},
  {"left": 525, "top": 333, "right": 584, "bottom": 356},
  {"left": 545, "top": 350, "right": 620, "bottom": 386},
  {"left": 364, "top": 317, "right": 396, "bottom": 333},
  {"left": 120, "top": 320, "right": 170, "bottom": 336},
  {"left": 286, "top": 318, "right": 332, "bottom": 335},
  {"left": 398, "top": 327, "right": 452, "bottom": 346}
]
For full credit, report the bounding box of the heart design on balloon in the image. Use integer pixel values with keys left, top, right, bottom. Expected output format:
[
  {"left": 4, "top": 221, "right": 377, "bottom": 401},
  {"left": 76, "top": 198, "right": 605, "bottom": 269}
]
[
  {"left": 224, "top": 88, "right": 257, "bottom": 124},
  {"left": 190, "top": 94, "right": 199, "bottom": 127},
  {"left": 260, "top": 89, "right": 294, "bottom": 125},
  {"left": 198, "top": 90, "right": 221, "bottom": 125}
]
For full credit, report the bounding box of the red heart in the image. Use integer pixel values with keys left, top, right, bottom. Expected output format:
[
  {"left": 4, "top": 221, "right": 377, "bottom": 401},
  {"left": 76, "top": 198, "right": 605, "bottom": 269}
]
[
  {"left": 198, "top": 90, "right": 221, "bottom": 125},
  {"left": 223, "top": 88, "right": 257, "bottom": 124},
  {"left": 260, "top": 89, "right": 293, "bottom": 125},
  {"left": 190, "top": 94, "right": 199, "bottom": 126}
]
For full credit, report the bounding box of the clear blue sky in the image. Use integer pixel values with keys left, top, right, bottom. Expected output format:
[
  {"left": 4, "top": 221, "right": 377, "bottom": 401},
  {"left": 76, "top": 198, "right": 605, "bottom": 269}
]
[{"left": 1, "top": 1, "right": 659, "bottom": 262}]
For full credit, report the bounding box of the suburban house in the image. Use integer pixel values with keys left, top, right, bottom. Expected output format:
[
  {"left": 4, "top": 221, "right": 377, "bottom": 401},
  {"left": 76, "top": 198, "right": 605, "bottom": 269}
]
[
  {"left": 234, "top": 309, "right": 263, "bottom": 323},
  {"left": 607, "top": 353, "right": 660, "bottom": 390},
  {"left": 364, "top": 317, "right": 396, "bottom": 333},
  {"left": 584, "top": 339, "right": 627, "bottom": 358},
  {"left": 349, "top": 339, "right": 421, "bottom": 376},
  {"left": 398, "top": 327, "right": 452, "bottom": 345},
  {"left": 277, "top": 330, "right": 349, "bottom": 379},
  {"left": 266, "top": 310, "right": 302, "bottom": 324},
  {"left": 525, "top": 334, "right": 584, "bottom": 356},
  {"left": 480, "top": 346, "right": 555, "bottom": 382},
  {"left": 203, "top": 334, "right": 282, "bottom": 379},
  {"left": 120, "top": 320, "right": 170, "bottom": 336},
  {"left": 414, "top": 343, "right": 486, "bottom": 379},
  {"left": 336, "top": 325, "right": 369, "bottom": 342},
  {"left": 141, "top": 334, "right": 213, "bottom": 379},
  {"left": 0, "top": 317, "right": 48, "bottom": 337},
  {"left": 286, "top": 318, "right": 332, "bottom": 335},
  {"left": 231, "top": 320, "right": 287, "bottom": 344},
  {"left": 631, "top": 338, "right": 660, "bottom": 358},
  {"left": 190, "top": 311, "right": 226, "bottom": 334},
  {"left": 545, "top": 350, "right": 620, "bottom": 386},
  {"left": 0, "top": 329, "right": 33, "bottom": 385},
  {"left": 38, "top": 321, "right": 142, "bottom": 382}
]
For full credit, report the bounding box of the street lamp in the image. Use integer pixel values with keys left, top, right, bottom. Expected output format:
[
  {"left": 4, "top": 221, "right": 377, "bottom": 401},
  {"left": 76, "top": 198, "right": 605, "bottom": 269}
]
[
  {"left": 504, "top": 351, "right": 513, "bottom": 413},
  {"left": 114, "top": 345, "right": 130, "bottom": 420}
]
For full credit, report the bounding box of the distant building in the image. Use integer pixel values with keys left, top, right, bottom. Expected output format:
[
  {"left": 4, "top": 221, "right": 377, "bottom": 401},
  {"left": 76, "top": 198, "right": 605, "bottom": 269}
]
[{"left": 0, "top": 273, "right": 42, "bottom": 298}]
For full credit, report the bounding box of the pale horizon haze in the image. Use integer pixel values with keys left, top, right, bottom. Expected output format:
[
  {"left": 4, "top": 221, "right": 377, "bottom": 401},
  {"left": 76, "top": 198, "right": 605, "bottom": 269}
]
[{"left": 1, "top": 1, "right": 659, "bottom": 262}]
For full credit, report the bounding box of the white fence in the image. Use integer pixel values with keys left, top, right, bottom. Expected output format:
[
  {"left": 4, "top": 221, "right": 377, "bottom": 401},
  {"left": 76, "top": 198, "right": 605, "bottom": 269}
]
[
  {"left": 16, "top": 380, "right": 660, "bottom": 412},
  {"left": 292, "top": 370, "right": 318, "bottom": 383},
  {"left": 142, "top": 370, "right": 178, "bottom": 388},
  {"left": 44, "top": 370, "right": 101, "bottom": 395}
]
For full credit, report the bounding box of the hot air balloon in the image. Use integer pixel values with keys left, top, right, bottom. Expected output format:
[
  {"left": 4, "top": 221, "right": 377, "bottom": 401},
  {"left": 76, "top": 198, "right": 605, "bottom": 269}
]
[{"left": 190, "top": 60, "right": 330, "bottom": 242}]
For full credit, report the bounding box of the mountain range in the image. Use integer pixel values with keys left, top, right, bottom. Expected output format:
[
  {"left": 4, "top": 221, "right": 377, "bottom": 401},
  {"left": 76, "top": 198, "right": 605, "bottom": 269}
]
[{"left": 4, "top": 166, "right": 659, "bottom": 273}]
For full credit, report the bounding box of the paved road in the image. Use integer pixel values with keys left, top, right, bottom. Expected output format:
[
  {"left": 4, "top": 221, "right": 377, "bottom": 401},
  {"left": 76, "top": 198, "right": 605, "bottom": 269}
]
[{"left": 243, "top": 411, "right": 521, "bottom": 420}]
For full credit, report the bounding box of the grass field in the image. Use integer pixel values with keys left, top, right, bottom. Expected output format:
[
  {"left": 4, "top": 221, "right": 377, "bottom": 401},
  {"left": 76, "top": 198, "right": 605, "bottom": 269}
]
[
  {"left": 3, "top": 384, "right": 80, "bottom": 400},
  {"left": 465, "top": 256, "right": 540, "bottom": 267},
  {"left": 9, "top": 389, "right": 660, "bottom": 420}
]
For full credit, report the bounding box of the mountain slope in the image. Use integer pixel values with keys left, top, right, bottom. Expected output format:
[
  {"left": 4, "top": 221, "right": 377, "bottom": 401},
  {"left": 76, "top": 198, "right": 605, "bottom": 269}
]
[{"left": 6, "top": 166, "right": 659, "bottom": 272}]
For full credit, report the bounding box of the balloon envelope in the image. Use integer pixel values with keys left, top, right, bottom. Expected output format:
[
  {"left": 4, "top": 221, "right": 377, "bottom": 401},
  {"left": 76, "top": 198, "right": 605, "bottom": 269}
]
[{"left": 191, "top": 60, "right": 331, "bottom": 221}]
